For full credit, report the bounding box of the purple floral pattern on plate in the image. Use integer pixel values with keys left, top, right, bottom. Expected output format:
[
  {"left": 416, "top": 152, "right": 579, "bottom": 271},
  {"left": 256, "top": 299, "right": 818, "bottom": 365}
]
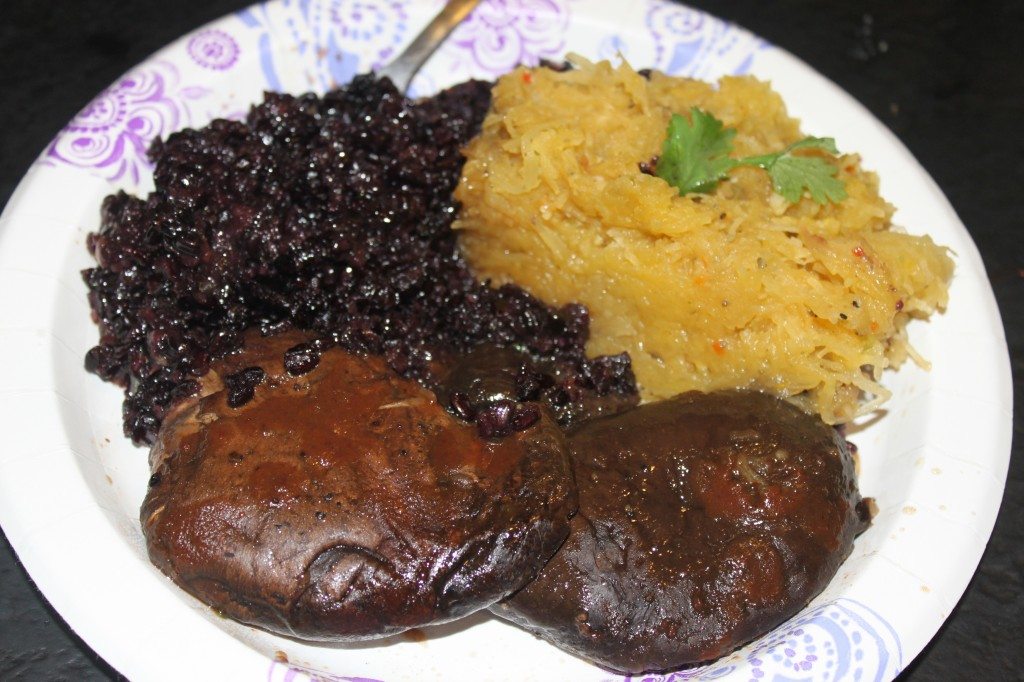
[
  {"left": 43, "top": 60, "right": 209, "bottom": 183},
  {"left": 447, "top": 0, "right": 570, "bottom": 74},
  {"left": 316, "top": 0, "right": 409, "bottom": 75},
  {"left": 188, "top": 29, "right": 241, "bottom": 70},
  {"left": 646, "top": 0, "right": 765, "bottom": 78},
  {"left": 239, "top": 0, "right": 409, "bottom": 92}
]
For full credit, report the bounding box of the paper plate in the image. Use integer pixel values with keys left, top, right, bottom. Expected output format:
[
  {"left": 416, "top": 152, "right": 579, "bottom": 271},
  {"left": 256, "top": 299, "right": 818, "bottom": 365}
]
[{"left": 0, "top": 1, "right": 1011, "bottom": 680}]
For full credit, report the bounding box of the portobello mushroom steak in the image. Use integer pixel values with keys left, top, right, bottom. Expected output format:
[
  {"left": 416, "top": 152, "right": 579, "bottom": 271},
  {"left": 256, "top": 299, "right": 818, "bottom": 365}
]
[
  {"left": 492, "top": 391, "right": 869, "bottom": 674},
  {"left": 142, "top": 332, "right": 576, "bottom": 640}
]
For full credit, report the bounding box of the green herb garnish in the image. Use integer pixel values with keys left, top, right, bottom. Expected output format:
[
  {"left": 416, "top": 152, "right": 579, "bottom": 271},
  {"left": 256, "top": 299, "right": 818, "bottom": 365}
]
[{"left": 655, "top": 107, "right": 847, "bottom": 204}]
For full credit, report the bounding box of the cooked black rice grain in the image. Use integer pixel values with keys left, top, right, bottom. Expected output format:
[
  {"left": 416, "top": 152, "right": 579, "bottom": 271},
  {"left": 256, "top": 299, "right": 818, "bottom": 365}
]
[
  {"left": 224, "top": 367, "right": 267, "bottom": 409},
  {"left": 283, "top": 342, "right": 321, "bottom": 377},
  {"left": 83, "top": 75, "right": 636, "bottom": 445}
]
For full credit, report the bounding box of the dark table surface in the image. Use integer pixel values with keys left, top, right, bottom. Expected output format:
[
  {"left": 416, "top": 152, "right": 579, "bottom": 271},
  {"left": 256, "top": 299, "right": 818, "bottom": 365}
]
[{"left": 1, "top": 0, "right": 1020, "bottom": 679}]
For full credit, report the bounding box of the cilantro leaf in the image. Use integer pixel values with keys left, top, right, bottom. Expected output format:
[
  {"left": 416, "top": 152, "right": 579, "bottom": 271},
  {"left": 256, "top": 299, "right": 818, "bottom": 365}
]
[
  {"left": 656, "top": 108, "right": 737, "bottom": 195},
  {"left": 654, "top": 110, "right": 847, "bottom": 205},
  {"left": 741, "top": 137, "right": 847, "bottom": 203},
  {"left": 785, "top": 136, "right": 841, "bottom": 155},
  {"left": 768, "top": 153, "right": 848, "bottom": 204}
]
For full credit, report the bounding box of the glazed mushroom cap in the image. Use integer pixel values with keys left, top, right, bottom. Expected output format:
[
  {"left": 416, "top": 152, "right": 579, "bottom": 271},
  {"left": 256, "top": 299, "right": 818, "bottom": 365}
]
[
  {"left": 493, "top": 391, "right": 868, "bottom": 674},
  {"left": 142, "top": 332, "right": 576, "bottom": 641}
]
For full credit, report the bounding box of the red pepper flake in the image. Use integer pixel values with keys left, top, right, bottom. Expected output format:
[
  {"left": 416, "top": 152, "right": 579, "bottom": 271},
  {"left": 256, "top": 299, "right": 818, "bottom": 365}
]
[
  {"left": 852, "top": 245, "right": 867, "bottom": 259},
  {"left": 895, "top": 299, "right": 904, "bottom": 312},
  {"left": 522, "top": 71, "right": 533, "bottom": 84},
  {"left": 870, "top": 321, "right": 879, "bottom": 332},
  {"left": 712, "top": 340, "right": 727, "bottom": 356}
]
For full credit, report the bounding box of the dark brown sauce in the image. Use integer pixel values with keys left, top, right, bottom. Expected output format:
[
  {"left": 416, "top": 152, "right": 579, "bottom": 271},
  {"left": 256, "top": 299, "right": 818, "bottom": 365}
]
[
  {"left": 142, "top": 333, "right": 576, "bottom": 642},
  {"left": 494, "top": 391, "right": 867, "bottom": 674}
]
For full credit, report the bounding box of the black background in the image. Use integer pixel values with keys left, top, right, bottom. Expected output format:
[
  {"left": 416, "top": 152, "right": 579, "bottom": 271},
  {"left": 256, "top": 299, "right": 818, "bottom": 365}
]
[{"left": 1, "top": 1, "right": 1020, "bottom": 679}]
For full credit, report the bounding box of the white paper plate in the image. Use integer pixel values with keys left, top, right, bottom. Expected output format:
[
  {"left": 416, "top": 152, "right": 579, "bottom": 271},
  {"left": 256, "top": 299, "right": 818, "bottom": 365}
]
[{"left": 0, "top": 1, "right": 1012, "bottom": 680}]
